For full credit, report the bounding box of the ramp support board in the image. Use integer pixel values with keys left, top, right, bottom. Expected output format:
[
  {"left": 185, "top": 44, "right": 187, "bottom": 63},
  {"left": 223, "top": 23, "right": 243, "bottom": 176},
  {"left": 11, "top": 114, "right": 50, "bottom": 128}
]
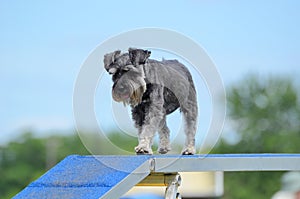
[
  {"left": 14, "top": 154, "right": 300, "bottom": 199},
  {"left": 164, "top": 173, "right": 181, "bottom": 199}
]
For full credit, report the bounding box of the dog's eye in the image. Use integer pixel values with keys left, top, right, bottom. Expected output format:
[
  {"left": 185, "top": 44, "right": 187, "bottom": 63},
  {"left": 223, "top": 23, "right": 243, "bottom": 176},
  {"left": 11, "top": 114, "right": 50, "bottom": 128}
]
[
  {"left": 112, "top": 71, "right": 122, "bottom": 82},
  {"left": 119, "top": 70, "right": 128, "bottom": 76},
  {"left": 115, "top": 70, "right": 124, "bottom": 78}
]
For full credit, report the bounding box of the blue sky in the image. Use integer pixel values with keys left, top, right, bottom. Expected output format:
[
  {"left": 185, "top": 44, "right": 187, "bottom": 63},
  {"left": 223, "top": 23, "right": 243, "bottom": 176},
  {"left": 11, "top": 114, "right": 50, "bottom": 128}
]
[{"left": 1, "top": 1, "right": 300, "bottom": 145}]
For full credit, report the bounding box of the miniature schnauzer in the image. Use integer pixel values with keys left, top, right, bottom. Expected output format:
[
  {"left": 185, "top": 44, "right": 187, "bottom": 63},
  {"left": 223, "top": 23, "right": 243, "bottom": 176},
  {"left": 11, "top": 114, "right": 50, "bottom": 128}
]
[{"left": 103, "top": 48, "right": 198, "bottom": 155}]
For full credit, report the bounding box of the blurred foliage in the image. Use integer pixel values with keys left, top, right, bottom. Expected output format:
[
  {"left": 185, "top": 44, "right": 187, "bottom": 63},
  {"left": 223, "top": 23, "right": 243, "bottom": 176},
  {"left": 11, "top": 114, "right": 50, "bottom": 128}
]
[
  {"left": 1, "top": 75, "right": 300, "bottom": 199},
  {"left": 0, "top": 132, "right": 89, "bottom": 198},
  {"left": 212, "top": 75, "right": 300, "bottom": 199}
]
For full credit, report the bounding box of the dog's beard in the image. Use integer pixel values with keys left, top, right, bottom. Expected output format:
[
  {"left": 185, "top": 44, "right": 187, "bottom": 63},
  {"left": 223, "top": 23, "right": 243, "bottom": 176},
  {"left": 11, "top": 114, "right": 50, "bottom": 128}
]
[
  {"left": 112, "top": 83, "right": 146, "bottom": 107},
  {"left": 112, "top": 73, "right": 147, "bottom": 107},
  {"left": 129, "top": 77, "right": 147, "bottom": 107},
  {"left": 129, "top": 85, "right": 145, "bottom": 106},
  {"left": 119, "top": 80, "right": 146, "bottom": 107}
]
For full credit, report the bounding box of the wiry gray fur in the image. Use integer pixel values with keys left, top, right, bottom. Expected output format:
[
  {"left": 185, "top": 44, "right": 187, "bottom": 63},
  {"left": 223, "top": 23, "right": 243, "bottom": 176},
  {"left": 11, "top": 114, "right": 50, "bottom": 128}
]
[{"left": 103, "top": 48, "right": 198, "bottom": 155}]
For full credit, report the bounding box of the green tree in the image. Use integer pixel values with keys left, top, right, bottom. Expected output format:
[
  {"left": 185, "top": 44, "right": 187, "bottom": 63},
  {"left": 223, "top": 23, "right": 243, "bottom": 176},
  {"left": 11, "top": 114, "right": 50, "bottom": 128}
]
[
  {"left": 213, "top": 75, "right": 300, "bottom": 199},
  {"left": 0, "top": 132, "right": 89, "bottom": 199}
]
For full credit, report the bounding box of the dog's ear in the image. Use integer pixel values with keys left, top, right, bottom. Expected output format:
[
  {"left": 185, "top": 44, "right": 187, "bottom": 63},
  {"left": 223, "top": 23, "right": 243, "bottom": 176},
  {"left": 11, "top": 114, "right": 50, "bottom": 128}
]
[
  {"left": 104, "top": 50, "right": 121, "bottom": 71},
  {"left": 143, "top": 50, "right": 151, "bottom": 62},
  {"left": 128, "top": 47, "right": 136, "bottom": 51},
  {"left": 109, "top": 50, "right": 121, "bottom": 63},
  {"left": 128, "top": 48, "right": 136, "bottom": 64},
  {"left": 128, "top": 48, "right": 151, "bottom": 65},
  {"left": 112, "top": 50, "right": 121, "bottom": 60}
]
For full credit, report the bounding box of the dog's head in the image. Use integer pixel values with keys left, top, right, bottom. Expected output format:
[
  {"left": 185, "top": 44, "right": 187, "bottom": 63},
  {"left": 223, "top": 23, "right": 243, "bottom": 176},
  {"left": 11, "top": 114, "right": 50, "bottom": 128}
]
[
  {"left": 104, "top": 50, "right": 129, "bottom": 74},
  {"left": 128, "top": 48, "right": 151, "bottom": 65},
  {"left": 103, "top": 49, "right": 150, "bottom": 106}
]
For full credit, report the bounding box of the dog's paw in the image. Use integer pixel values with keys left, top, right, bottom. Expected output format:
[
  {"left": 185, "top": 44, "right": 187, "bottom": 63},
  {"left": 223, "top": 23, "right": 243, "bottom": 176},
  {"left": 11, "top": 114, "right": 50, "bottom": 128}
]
[
  {"left": 135, "top": 146, "right": 153, "bottom": 155},
  {"left": 158, "top": 146, "right": 171, "bottom": 154},
  {"left": 181, "top": 147, "right": 196, "bottom": 155}
]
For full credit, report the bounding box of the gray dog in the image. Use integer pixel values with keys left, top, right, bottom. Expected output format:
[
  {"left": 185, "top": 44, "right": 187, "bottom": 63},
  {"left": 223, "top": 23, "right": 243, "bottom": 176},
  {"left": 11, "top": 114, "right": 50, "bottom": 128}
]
[{"left": 103, "top": 48, "right": 198, "bottom": 155}]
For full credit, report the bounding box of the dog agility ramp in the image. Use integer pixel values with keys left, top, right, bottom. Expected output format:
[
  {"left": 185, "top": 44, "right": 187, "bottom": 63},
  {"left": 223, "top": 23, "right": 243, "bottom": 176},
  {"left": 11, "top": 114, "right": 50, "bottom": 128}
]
[
  {"left": 14, "top": 154, "right": 300, "bottom": 199},
  {"left": 13, "top": 155, "right": 152, "bottom": 199}
]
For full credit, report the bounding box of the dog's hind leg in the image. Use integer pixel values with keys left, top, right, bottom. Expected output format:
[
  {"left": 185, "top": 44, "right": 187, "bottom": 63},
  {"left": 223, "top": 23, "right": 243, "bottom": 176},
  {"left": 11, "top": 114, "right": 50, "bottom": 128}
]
[
  {"left": 181, "top": 93, "right": 198, "bottom": 155},
  {"left": 157, "top": 117, "right": 171, "bottom": 154}
]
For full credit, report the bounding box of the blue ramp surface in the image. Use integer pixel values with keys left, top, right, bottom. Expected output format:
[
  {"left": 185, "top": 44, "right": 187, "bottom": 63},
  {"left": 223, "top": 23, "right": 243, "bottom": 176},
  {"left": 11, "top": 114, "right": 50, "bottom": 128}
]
[{"left": 14, "top": 155, "right": 151, "bottom": 199}]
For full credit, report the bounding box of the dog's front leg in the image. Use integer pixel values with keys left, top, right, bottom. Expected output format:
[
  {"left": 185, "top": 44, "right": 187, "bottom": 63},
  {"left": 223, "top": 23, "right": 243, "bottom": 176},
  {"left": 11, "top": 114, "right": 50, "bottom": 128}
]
[{"left": 135, "top": 86, "right": 164, "bottom": 155}]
